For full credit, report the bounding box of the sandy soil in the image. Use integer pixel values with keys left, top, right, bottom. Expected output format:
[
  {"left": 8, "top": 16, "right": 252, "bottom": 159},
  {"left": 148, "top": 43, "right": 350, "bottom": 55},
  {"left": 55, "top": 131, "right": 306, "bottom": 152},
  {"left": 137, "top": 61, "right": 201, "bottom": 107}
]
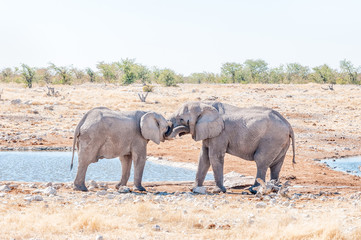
[{"left": 1, "top": 83, "right": 361, "bottom": 239}]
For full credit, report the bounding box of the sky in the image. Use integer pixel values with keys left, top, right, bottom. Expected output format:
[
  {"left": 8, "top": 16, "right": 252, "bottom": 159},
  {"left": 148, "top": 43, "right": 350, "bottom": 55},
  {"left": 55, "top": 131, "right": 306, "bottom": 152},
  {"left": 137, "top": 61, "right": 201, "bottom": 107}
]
[{"left": 1, "top": 0, "right": 361, "bottom": 75}]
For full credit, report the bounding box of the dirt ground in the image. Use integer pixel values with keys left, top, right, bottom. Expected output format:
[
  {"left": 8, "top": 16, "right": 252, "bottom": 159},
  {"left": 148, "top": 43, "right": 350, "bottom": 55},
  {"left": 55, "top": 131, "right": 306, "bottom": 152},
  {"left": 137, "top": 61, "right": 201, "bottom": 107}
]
[
  {"left": 1, "top": 83, "right": 361, "bottom": 239},
  {"left": 1, "top": 83, "right": 360, "bottom": 192}
]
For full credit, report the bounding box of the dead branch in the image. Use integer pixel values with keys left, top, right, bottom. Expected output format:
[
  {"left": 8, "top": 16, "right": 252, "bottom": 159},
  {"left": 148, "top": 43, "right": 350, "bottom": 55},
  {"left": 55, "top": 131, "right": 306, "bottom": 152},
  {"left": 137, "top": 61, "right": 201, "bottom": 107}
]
[{"left": 138, "top": 92, "right": 149, "bottom": 102}]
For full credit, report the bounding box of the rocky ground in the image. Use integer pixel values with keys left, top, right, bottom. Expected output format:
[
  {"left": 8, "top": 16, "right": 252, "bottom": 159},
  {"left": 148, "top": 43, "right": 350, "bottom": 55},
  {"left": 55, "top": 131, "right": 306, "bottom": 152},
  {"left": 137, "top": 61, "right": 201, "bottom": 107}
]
[{"left": 0, "top": 83, "right": 361, "bottom": 239}]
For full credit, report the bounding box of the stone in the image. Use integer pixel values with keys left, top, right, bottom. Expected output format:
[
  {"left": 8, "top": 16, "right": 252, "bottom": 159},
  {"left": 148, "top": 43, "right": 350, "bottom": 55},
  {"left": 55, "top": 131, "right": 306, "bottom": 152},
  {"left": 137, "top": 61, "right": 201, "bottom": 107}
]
[
  {"left": 32, "top": 195, "right": 44, "bottom": 201},
  {"left": 256, "top": 202, "right": 267, "bottom": 208},
  {"left": 44, "top": 105, "right": 54, "bottom": 110},
  {"left": 96, "top": 190, "right": 107, "bottom": 196},
  {"left": 117, "top": 186, "right": 131, "bottom": 193},
  {"left": 88, "top": 180, "right": 98, "bottom": 188},
  {"left": 193, "top": 186, "right": 207, "bottom": 194},
  {"left": 107, "top": 194, "right": 116, "bottom": 199},
  {"left": 0, "top": 185, "right": 11, "bottom": 192},
  {"left": 11, "top": 99, "right": 21, "bottom": 105},
  {"left": 223, "top": 171, "right": 255, "bottom": 188},
  {"left": 0, "top": 193, "right": 6, "bottom": 197},
  {"left": 43, "top": 187, "right": 57, "bottom": 196}
]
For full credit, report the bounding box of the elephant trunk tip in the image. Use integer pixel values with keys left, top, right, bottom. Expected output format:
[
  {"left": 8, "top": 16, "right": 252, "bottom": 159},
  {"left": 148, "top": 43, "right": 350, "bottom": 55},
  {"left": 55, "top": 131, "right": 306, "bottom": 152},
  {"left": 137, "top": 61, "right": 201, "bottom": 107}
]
[{"left": 165, "top": 125, "right": 190, "bottom": 139}]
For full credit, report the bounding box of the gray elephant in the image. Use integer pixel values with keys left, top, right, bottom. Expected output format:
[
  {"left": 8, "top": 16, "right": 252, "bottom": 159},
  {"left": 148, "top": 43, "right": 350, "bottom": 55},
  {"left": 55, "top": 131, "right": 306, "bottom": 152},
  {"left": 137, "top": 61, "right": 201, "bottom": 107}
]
[
  {"left": 70, "top": 107, "right": 172, "bottom": 191},
  {"left": 168, "top": 101, "right": 295, "bottom": 193}
]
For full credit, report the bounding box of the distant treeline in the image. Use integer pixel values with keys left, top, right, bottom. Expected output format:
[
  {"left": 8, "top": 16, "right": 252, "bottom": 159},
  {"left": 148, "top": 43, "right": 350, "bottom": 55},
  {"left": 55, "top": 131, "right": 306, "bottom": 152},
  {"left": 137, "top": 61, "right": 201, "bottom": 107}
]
[{"left": 0, "top": 58, "right": 360, "bottom": 87}]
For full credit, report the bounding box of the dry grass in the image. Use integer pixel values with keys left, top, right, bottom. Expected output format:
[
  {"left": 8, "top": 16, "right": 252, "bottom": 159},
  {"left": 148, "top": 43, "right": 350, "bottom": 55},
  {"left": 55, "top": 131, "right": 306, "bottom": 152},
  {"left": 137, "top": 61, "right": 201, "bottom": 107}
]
[{"left": 1, "top": 195, "right": 361, "bottom": 239}]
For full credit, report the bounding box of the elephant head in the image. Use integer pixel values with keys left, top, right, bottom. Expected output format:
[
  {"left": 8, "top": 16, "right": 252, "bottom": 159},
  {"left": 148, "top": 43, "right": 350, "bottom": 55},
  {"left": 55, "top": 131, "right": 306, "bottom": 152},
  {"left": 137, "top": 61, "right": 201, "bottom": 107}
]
[
  {"left": 168, "top": 102, "right": 224, "bottom": 141},
  {"left": 140, "top": 112, "right": 172, "bottom": 144}
]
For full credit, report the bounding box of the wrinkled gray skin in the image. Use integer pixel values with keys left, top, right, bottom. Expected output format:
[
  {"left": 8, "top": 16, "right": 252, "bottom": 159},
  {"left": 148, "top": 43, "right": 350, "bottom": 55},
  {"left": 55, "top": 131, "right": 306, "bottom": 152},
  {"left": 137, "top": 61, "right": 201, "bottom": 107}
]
[
  {"left": 168, "top": 101, "right": 295, "bottom": 193},
  {"left": 71, "top": 107, "right": 172, "bottom": 192}
]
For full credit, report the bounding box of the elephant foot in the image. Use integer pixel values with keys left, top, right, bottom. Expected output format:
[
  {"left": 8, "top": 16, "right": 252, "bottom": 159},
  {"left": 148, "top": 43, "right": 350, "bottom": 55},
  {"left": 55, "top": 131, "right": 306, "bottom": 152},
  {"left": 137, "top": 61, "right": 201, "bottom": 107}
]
[
  {"left": 248, "top": 185, "right": 258, "bottom": 194},
  {"left": 115, "top": 182, "right": 126, "bottom": 189},
  {"left": 134, "top": 185, "right": 146, "bottom": 192},
  {"left": 213, "top": 186, "right": 227, "bottom": 193},
  {"left": 74, "top": 183, "right": 88, "bottom": 192}
]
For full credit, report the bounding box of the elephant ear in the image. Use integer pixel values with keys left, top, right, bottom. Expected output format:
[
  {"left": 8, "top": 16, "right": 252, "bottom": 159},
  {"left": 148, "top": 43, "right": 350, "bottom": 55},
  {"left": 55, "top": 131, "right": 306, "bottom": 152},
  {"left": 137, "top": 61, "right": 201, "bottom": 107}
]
[
  {"left": 195, "top": 104, "right": 224, "bottom": 141},
  {"left": 140, "top": 112, "right": 160, "bottom": 145}
]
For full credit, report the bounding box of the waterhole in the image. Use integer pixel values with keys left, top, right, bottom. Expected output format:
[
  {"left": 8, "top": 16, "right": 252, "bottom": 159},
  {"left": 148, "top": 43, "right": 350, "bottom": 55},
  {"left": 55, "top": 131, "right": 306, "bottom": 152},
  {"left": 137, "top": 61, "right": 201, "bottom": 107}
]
[
  {"left": 0, "top": 152, "right": 213, "bottom": 182},
  {"left": 321, "top": 156, "right": 361, "bottom": 176}
]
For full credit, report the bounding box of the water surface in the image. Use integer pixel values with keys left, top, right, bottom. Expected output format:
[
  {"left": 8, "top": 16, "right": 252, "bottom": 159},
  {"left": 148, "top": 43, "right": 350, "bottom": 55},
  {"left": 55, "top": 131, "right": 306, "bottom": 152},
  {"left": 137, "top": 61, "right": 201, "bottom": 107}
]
[
  {"left": 321, "top": 156, "right": 361, "bottom": 176},
  {"left": 0, "top": 152, "right": 213, "bottom": 182}
]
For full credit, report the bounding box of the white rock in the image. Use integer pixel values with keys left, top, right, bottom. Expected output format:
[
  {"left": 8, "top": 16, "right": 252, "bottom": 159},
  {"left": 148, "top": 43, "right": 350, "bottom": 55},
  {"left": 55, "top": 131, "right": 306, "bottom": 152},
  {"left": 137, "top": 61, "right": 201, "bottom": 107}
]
[
  {"left": 43, "top": 187, "right": 57, "bottom": 196},
  {"left": 256, "top": 202, "right": 267, "bottom": 208},
  {"left": 96, "top": 190, "right": 107, "bottom": 196},
  {"left": 0, "top": 185, "right": 11, "bottom": 192},
  {"left": 117, "top": 186, "right": 131, "bottom": 193},
  {"left": 107, "top": 194, "right": 115, "bottom": 199},
  {"left": 223, "top": 171, "right": 255, "bottom": 188},
  {"left": 0, "top": 193, "right": 6, "bottom": 197},
  {"left": 193, "top": 186, "right": 207, "bottom": 194},
  {"left": 32, "top": 195, "right": 44, "bottom": 201}
]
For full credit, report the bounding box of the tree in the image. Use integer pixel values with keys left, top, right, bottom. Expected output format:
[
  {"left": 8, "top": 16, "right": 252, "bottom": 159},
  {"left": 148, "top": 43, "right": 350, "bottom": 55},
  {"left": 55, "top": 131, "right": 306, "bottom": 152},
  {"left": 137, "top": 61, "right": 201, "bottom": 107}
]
[
  {"left": 243, "top": 59, "right": 268, "bottom": 83},
  {"left": 72, "top": 68, "right": 85, "bottom": 81},
  {"left": 158, "top": 69, "right": 177, "bottom": 86},
  {"left": 21, "top": 64, "right": 36, "bottom": 88},
  {"left": 268, "top": 66, "right": 285, "bottom": 83},
  {"left": 134, "top": 64, "right": 150, "bottom": 84},
  {"left": 96, "top": 62, "right": 118, "bottom": 82},
  {"left": 286, "top": 63, "right": 310, "bottom": 83},
  {"left": 49, "top": 63, "right": 73, "bottom": 84},
  {"left": 312, "top": 64, "right": 336, "bottom": 84},
  {"left": 221, "top": 62, "right": 243, "bottom": 83},
  {"left": 36, "top": 68, "right": 53, "bottom": 84},
  {"left": 1, "top": 68, "right": 14, "bottom": 82},
  {"left": 86, "top": 68, "right": 96, "bottom": 82},
  {"left": 340, "top": 59, "right": 360, "bottom": 84},
  {"left": 116, "top": 58, "right": 137, "bottom": 85}
]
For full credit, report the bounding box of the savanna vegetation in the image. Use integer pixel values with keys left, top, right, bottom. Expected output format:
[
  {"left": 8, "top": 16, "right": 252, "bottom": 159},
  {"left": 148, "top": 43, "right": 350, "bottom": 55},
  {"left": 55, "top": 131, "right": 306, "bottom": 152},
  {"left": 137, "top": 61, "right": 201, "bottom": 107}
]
[{"left": 0, "top": 58, "right": 360, "bottom": 88}]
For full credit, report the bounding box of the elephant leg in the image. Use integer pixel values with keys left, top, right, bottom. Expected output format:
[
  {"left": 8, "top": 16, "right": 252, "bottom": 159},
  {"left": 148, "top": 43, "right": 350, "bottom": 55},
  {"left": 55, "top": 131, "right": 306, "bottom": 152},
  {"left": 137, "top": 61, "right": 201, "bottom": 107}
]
[
  {"left": 194, "top": 145, "right": 210, "bottom": 188},
  {"left": 74, "top": 155, "right": 91, "bottom": 191},
  {"left": 209, "top": 150, "right": 226, "bottom": 193},
  {"left": 270, "top": 154, "right": 286, "bottom": 181},
  {"left": 132, "top": 152, "right": 147, "bottom": 192},
  {"left": 116, "top": 154, "right": 132, "bottom": 189}
]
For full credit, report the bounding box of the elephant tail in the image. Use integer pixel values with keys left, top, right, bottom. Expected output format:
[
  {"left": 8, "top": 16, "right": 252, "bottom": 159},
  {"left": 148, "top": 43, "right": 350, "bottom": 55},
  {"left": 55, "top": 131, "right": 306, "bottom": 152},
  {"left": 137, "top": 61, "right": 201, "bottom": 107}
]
[
  {"left": 70, "top": 126, "right": 79, "bottom": 171},
  {"left": 289, "top": 126, "right": 296, "bottom": 166},
  {"left": 71, "top": 112, "right": 88, "bottom": 170}
]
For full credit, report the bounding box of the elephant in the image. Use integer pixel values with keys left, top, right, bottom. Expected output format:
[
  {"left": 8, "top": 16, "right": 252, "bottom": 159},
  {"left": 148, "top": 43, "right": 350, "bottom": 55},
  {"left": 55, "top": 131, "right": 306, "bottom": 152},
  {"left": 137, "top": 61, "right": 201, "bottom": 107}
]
[
  {"left": 168, "top": 101, "right": 295, "bottom": 193},
  {"left": 70, "top": 107, "right": 172, "bottom": 192}
]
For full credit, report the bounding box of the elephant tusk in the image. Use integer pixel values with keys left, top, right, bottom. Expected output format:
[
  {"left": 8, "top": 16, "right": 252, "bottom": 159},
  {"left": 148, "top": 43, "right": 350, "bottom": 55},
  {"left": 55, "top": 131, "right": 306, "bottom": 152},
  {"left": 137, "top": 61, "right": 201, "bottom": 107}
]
[{"left": 165, "top": 125, "right": 190, "bottom": 139}]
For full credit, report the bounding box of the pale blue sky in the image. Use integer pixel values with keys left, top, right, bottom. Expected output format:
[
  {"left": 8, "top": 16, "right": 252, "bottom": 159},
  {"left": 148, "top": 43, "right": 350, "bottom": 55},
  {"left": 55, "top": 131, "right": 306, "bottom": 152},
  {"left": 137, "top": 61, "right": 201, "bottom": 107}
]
[{"left": 1, "top": 0, "right": 360, "bottom": 75}]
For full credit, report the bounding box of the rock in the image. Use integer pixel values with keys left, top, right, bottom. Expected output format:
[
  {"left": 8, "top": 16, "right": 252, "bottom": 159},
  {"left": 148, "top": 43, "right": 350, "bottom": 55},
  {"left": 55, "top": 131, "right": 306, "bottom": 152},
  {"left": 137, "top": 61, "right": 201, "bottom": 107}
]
[
  {"left": 117, "top": 186, "right": 130, "bottom": 193},
  {"left": 223, "top": 171, "right": 255, "bottom": 188},
  {"left": 25, "top": 195, "right": 43, "bottom": 202},
  {"left": 0, "top": 193, "right": 6, "bottom": 197},
  {"left": 88, "top": 180, "right": 98, "bottom": 188},
  {"left": 11, "top": 99, "right": 21, "bottom": 105},
  {"left": 96, "top": 190, "right": 107, "bottom": 196},
  {"left": 153, "top": 224, "right": 161, "bottom": 231},
  {"left": 32, "top": 195, "right": 44, "bottom": 201},
  {"left": 256, "top": 202, "right": 267, "bottom": 208},
  {"left": 44, "top": 104, "right": 54, "bottom": 110},
  {"left": 107, "top": 194, "right": 115, "bottom": 199},
  {"left": 43, "top": 187, "right": 57, "bottom": 196},
  {"left": 0, "top": 185, "right": 11, "bottom": 192},
  {"left": 193, "top": 186, "right": 207, "bottom": 194},
  {"left": 96, "top": 235, "right": 103, "bottom": 240}
]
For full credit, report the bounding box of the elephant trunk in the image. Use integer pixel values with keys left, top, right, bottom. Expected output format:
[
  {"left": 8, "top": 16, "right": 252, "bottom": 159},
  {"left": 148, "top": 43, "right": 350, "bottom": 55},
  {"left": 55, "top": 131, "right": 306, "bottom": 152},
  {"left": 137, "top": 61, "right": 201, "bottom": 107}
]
[{"left": 165, "top": 125, "right": 190, "bottom": 139}]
